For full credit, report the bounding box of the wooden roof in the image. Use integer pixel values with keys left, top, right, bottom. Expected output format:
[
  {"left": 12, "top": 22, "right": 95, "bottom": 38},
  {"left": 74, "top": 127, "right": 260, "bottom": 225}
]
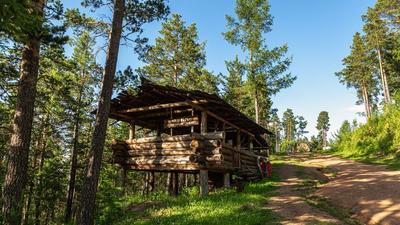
[{"left": 108, "top": 79, "right": 272, "bottom": 146}]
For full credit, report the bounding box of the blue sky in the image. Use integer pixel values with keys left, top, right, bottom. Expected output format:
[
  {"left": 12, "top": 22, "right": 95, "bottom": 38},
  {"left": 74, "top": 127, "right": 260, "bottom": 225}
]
[{"left": 63, "top": 0, "right": 376, "bottom": 138}]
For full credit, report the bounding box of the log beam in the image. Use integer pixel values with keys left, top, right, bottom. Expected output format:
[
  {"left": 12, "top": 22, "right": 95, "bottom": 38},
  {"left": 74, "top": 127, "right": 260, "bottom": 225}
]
[
  {"left": 186, "top": 101, "right": 255, "bottom": 139},
  {"left": 117, "top": 100, "right": 208, "bottom": 114}
]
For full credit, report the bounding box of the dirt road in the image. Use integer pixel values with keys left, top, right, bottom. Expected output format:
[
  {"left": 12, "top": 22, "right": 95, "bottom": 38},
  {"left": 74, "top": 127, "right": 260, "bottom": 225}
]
[
  {"left": 270, "top": 153, "right": 400, "bottom": 225},
  {"left": 267, "top": 163, "right": 341, "bottom": 225}
]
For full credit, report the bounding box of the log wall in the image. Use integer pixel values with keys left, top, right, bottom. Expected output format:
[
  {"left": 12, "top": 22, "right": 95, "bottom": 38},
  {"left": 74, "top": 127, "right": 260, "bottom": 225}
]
[{"left": 111, "top": 132, "right": 261, "bottom": 180}]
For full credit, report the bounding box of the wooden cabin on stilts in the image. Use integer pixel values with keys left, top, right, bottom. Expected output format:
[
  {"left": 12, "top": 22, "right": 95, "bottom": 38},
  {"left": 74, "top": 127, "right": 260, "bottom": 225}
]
[{"left": 109, "top": 79, "right": 272, "bottom": 196}]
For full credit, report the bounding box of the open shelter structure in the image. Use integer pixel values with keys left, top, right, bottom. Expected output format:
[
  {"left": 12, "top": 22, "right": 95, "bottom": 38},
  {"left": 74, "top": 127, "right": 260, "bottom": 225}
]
[{"left": 109, "top": 79, "right": 271, "bottom": 196}]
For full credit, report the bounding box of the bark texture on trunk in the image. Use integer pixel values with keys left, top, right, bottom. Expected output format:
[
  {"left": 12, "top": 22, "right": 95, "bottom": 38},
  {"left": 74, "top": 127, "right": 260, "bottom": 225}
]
[
  {"left": 254, "top": 92, "right": 259, "bottom": 124},
  {"left": 322, "top": 130, "right": 327, "bottom": 148},
  {"left": 76, "top": 0, "right": 125, "bottom": 224},
  {"left": 65, "top": 84, "right": 84, "bottom": 223},
  {"left": 1, "top": 0, "right": 44, "bottom": 220},
  {"left": 361, "top": 84, "right": 371, "bottom": 118},
  {"left": 21, "top": 126, "right": 43, "bottom": 225},
  {"left": 377, "top": 47, "right": 391, "bottom": 103},
  {"left": 34, "top": 145, "right": 46, "bottom": 225},
  {"left": 249, "top": 49, "right": 260, "bottom": 124}
]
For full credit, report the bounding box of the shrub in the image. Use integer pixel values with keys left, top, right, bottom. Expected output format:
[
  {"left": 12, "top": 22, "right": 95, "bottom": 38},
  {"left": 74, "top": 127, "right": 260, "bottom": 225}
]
[{"left": 332, "top": 101, "right": 400, "bottom": 159}]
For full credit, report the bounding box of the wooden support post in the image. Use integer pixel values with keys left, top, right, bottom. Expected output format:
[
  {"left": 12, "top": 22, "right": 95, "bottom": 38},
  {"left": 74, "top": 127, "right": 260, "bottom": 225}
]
[
  {"left": 224, "top": 173, "right": 230, "bottom": 188},
  {"left": 173, "top": 172, "right": 179, "bottom": 196},
  {"left": 201, "top": 111, "right": 207, "bottom": 134},
  {"left": 121, "top": 167, "right": 127, "bottom": 195},
  {"left": 194, "top": 173, "right": 198, "bottom": 186},
  {"left": 191, "top": 108, "right": 195, "bottom": 133},
  {"left": 170, "top": 108, "right": 173, "bottom": 136},
  {"left": 222, "top": 123, "right": 226, "bottom": 144},
  {"left": 129, "top": 122, "right": 135, "bottom": 140},
  {"left": 167, "top": 173, "right": 173, "bottom": 194},
  {"left": 199, "top": 169, "right": 209, "bottom": 196},
  {"left": 249, "top": 138, "right": 253, "bottom": 151},
  {"left": 184, "top": 174, "right": 188, "bottom": 187},
  {"left": 236, "top": 131, "right": 241, "bottom": 149},
  {"left": 236, "top": 131, "right": 241, "bottom": 168},
  {"left": 150, "top": 171, "right": 155, "bottom": 192},
  {"left": 143, "top": 172, "right": 149, "bottom": 195}
]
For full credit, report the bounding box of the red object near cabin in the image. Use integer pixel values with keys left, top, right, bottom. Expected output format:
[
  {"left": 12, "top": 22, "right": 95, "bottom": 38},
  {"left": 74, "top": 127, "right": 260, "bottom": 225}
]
[
  {"left": 267, "top": 161, "right": 272, "bottom": 177},
  {"left": 260, "top": 160, "right": 267, "bottom": 177}
]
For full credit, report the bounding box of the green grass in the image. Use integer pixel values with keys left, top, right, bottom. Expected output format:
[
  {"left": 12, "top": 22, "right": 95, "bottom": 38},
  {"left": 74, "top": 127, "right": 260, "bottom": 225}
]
[{"left": 103, "top": 175, "right": 281, "bottom": 225}]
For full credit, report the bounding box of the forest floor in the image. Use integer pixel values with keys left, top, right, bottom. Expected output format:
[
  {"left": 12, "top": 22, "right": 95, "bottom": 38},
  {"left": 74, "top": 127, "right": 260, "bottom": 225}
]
[{"left": 270, "top": 153, "right": 400, "bottom": 225}]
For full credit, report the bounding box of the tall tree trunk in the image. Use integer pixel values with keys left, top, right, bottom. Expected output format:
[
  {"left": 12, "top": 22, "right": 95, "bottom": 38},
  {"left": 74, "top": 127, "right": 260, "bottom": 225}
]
[
  {"left": 21, "top": 125, "right": 44, "bottom": 225},
  {"left": 34, "top": 116, "right": 48, "bottom": 225},
  {"left": 76, "top": 0, "right": 125, "bottom": 224},
  {"left": 21, "top": 179, "right": 34, "bottom": 225},
  {"left": 173, "top": 65, "right": 178, "bottom": 87},
  {"left": 274, "top": 122, "right": 279, "bottom": 153},
  {"left": 322, "top": 130, "right": 327, "bottom": 148},
  {"left": 65, "top": 81, "right": 84, "bottom": 223},
  {"left": 34, "top": 126, "right": 47, "bottom": 225},
  {"left": 1, "top": 1, "right": 45, "bottom": 224},
  {"left": 249, "top": 49, "right": 260, "bottom": 124},
  {"left": 377, "top": 47, "right": 391, "bottom": 103},
  {"left": 361, "top": 84, "right": 371, "bottom": 118},
  {"left": 254, "top": 92, "right": 260, "bottom": 124}
]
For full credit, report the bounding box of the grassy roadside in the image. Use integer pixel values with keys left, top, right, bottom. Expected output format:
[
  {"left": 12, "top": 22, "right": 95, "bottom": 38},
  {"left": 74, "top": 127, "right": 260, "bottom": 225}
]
[
  {"left": 104, "top": 175, "right": 281, "bottom": 225},
  {"left": 322, "top": 150, "right": 400, "bottom": 170}
]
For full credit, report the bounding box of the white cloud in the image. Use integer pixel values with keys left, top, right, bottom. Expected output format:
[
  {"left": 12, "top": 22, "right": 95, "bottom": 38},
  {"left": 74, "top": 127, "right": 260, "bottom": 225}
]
[{"left": 345, "top": 105, "right": 364, "bottom": 113}]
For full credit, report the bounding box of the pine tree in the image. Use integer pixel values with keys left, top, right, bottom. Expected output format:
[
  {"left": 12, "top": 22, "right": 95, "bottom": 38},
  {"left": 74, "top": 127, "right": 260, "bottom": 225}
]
[
  {"left": 316, "top": 111, "right": 330, "bottom": 148},
  {"left": 363, "top": 7, "right": 392, "bottom": 103},
  {"left": 375, "top": 0, "right": 400, "bottom": 29},
  {"left": 1, "top": 1, "right": 67, "bottom": 223},
  {"left": 64, "top": 31, "right": 101, "bottom": 223},
  {"left": 76, "top": 1, "right": 169, "bottom": 224},
  {"left": 296, "top": 116, "right": 308, "bottom": 140},
  {"left": 282, "top": 109, "right": 295, "bottom": 152},
  {"left": 138, "top": 14, "right": 219, "bottom": 92},
  {"left": 223, "top": 56, "right": 246, "bottom": 109},
  {"left": 23, "top": 42, "right": 74, "bottom": 225},
  {"left": 336, "top": 32, "right": 378, "bottom": 118},
  {"left": 269, "top": 110, "right": 281, "bottom": 153},
  {"left": 334, "top": 120, "right": 352, "bottom": 143},
  {"left": 223, "top": 0, "right": 295, "bottom": 124}
]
